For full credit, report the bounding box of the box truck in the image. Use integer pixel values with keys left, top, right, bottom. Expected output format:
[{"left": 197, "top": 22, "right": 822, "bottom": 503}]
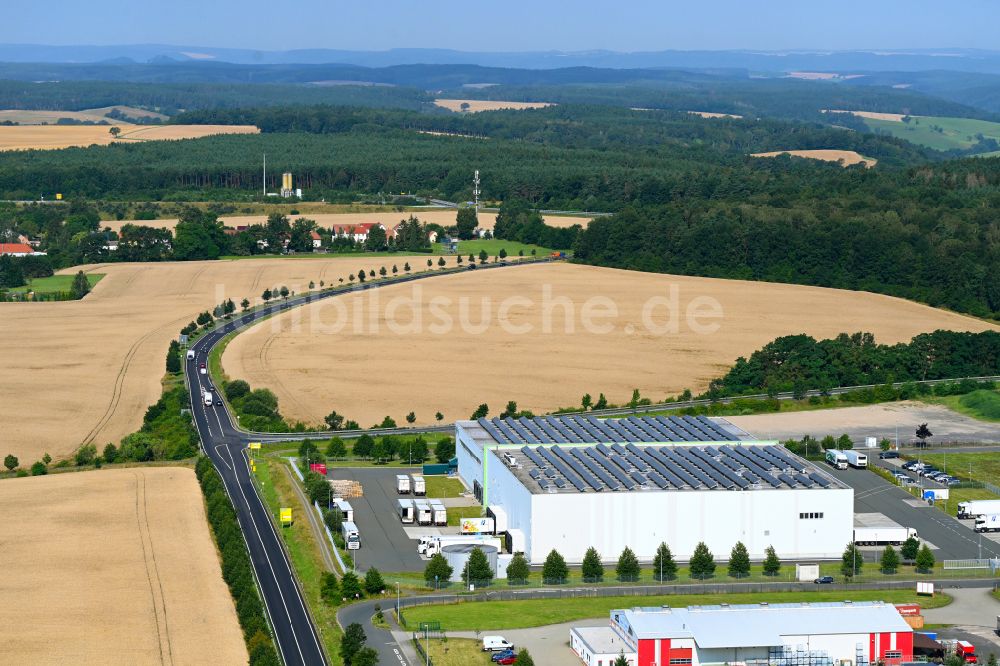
[
  {"left": 411, "top": 474, "right": 426, "bottom": 496},
  {"left": 397, "top": 498, "right": 415, "bottom": 524},
  {"left": 396, "top": 474, "right": 411, "bottom": 494},
  {"left": 429, "top": 500, "right": 447, "bottom": 526},
  {"left": 976, "top": 514, "right": 1000, "bottom": 533},
  {"left": 341, "top": 521, "right": 360, "bottom": 550},
  {"left": 332, "top": 499, "right": 353, "bottom": 523},
  {"left": 825, "top": 449, "right": 848, "bottom": 469},
  {"left": 414, "top": 499, "right": 432, "bottom": 526},
  {"left": 958, "top": 499, "right": 1000, "bottom": 519},
  {"left": 843, "top": 449, "right": 867, "bottom": 469},
  {"left": 202, "top": 390, "right": 213, "bottom": 407}
]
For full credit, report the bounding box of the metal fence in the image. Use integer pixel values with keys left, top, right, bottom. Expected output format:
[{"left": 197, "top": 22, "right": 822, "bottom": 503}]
[{"left": 943, "top": 558, "right": 1000, "bottom": 570}]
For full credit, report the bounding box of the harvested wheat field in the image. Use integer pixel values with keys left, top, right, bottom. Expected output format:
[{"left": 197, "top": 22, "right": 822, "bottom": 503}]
[
  {"left": 0, "top": 255, "right": 427, "bottom": 463},
  {"left": 0, "top": 467, "right": 246, "bottom": 665},
  {"left": 0, "top": 124, "right": 258, "bottom": 151},
  {"left": 0, "top": 106, "right": 169, "bottom": 125},
  {"left": 434, "top": 99, "right": 553, "bottom": 113},
  {"left": 825, "top": 109, "right": 908, "bottom": 122},
  {"left": 223, "top": 262, "right": 997, "bottom": 429},
  {"left": 100, "top": 210, "right": 592, "bottom": 234},
  {"left": 751, "top": 149, "right": 877, "bottom": 168},
  {"left": 689, "top": 111, "right": 743, "bottom": 119}
]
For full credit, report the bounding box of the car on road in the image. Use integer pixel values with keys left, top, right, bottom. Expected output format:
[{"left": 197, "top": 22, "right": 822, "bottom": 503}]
[
  {"left": 483, "top": 636, "right": 514, "bottom": 652},
  {"left": 814, "top": 576, "right": 835, "bottom": 584},
  {"left": 879, "top": 451, "right": 900, "bottom": 459}
]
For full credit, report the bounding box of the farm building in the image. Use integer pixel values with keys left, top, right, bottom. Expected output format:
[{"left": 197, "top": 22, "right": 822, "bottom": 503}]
[
  {"left": 455, "top": 415, "right": 852, "bottom": 564},
  {"left": 331, "top": 222, "right": 385, "bottom": 243},
  {"left": 0, "top": 243, "right": 45, "bottom": 257},
  {"left": 570, "top": 602, "right": 913, "bottom": 666}
]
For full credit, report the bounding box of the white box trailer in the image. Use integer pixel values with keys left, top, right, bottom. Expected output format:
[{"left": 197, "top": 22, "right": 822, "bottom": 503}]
[
  {"left": 411, "top": 475, "right": 426, "bottom": 496},
  {"left": 975, "top": 514, "right": 1000, "bottom": 533},
  {"left": 854, "top": 513, "right": 917, "bottom": 546},
  {"left": 429, "top": 500, "right": 447, "bottom": 526},
  {"left": 843, "top": 450, "right": 867, "bottom": 469},
  {"left": 397, "top": 498, "right": 415, "bottom": 524},
  {"left": 958, "top": 499, "right": 1000, "bottom": 519},
  {"left": 413, "top": 499, "right": 432, "bottom": 525},
  {"left": 396, "top": 474, "right": 411, "bottom": 494},
  {"left": 332, "top": 499, "right": 354, "bottom": 523},
  {"left": 341, "top": 521, "right": 360, "bottom": 550}
]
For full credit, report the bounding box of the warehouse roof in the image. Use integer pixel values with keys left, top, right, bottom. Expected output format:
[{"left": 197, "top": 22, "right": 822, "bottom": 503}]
[
  {"left": 613, "top": 602, "right": 910, "bottom": 647},
  {"left": 476, "top": 414, "right": 742, "bottom": 445}
]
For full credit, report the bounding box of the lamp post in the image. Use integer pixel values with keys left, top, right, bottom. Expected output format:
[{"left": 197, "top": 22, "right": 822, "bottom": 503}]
[{"left": 396, "top": 581, "right": 400, "bottom": 622}]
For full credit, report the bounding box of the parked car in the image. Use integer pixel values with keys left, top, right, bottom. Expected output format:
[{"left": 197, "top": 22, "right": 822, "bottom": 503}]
[
  {"left": 814, "top": 576, "right": 835, "bottom": 584},
  {"left": 946, "top": 478, "right": 962, "bottom": 486},
  {"left": 879, "top": 451, "right": 900, "bottom": 459},
  {"left": 495, "top": 657, "right": 517, "bottom": 666},
  {"left": 901, "top": 477, "right": 917, "bottom": 485},
  {"left": 492, "top": 650, "right": 517, "bottom": 662}
]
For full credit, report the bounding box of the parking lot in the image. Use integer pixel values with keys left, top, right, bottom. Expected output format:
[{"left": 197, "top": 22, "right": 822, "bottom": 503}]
[
  {"left": 326, "top": 467, "right": 428, "bottom": 572},
  {"left": 826, "top": 458, "right": 1000, "bottom": 560}
]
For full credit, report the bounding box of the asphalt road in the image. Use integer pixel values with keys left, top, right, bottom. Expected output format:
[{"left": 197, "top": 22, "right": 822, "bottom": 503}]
[
  {"left": 329, "top": 467, "right": 427, "bottom": 573},
  {"left": 826, "top": 464, "right": 1000, "bottom": 560}
]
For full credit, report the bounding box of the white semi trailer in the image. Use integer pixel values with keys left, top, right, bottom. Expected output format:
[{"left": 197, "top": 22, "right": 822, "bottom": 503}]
[
  {"left": 958, "top": 500, "right": 1000, "bottom": 519},
  {"left": 414, "top": 499, "right": 432, "bottom": 525},
  {"left": 854, "top": 513, "right": 917, "bottom": 546},
  {"left": 411, "top": 475, "right": 426, "bottom": 496},
  {"left": 429, "top": 500, "right": 447, "bottom": 526},
  {"left": 396, "top": 474, "right": 411, "bottom": 494},
  {"left": 341, "top": 521, "right": 360, "bottom": 550},
  {"left": 843, "top": 449, "right": 868, "bottom": 469},
  {"left": 397, "top": 498, "right": 415, "bottom": 524}
]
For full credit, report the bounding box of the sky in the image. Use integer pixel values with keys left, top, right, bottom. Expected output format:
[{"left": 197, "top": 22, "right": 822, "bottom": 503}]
[{"left": 3, "top": 0, "right": 999, "bottom": 52}]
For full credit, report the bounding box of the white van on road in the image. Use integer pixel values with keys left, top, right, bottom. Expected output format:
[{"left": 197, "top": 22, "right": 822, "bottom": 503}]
[{"left": 482, "top": 636, "right": 514, "bottom": 652}]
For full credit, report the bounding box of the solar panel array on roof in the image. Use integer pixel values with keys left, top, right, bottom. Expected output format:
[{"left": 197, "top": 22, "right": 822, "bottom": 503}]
[
  {"left": 480, "top": 415, "right": 739, "bottom": 446},
  {"left": 509, "top": 442, "right": 832, "bottom": 493}
]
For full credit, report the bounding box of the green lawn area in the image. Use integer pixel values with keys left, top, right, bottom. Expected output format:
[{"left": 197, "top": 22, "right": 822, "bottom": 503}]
[
  {"left": 424, "top": 476, "right": 466, "bottom": 498},
  {"left": 431, "top": 239, "right": 555, "bottom": 258},
  {"left": 863, "top": 115, "right": 1000, "bottom": 151},
  {"left": 912, "top": 452, "right": 1000, "bottom": 486},
  {"left": 928, "top": 391, "right": 1000, "bottom": 422},
  {"left": 447, "top": 505, "right": 483, "bottom": 526},
  {"left": 403, "top": 589, "right": 949, "bottom": 631},
  {"left": 421, "top": 638, "right": 492, "bottom": 666},
  {"left": 9, "top": 272, "right": 104, "bottom": 295}
]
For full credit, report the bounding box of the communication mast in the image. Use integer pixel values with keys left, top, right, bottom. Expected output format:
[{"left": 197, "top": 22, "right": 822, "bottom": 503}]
[{"left": 473, "top": 170, "right": 481, "bottom": 213}]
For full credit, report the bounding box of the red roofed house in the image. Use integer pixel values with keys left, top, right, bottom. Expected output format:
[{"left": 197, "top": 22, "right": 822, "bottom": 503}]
[
  {"left": 0, "top": 243, "right": 44, "bottom": 257},
  {"left": 331, "top": 222, "right": 384, "bottom": 244},
  {"left": 311, "top": 231, "right": 322, "bottom": 249}
]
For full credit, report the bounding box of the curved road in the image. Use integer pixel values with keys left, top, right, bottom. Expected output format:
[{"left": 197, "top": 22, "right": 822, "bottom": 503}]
[{"left": 187, "top": 260, "right": 542, "bottom": 665}]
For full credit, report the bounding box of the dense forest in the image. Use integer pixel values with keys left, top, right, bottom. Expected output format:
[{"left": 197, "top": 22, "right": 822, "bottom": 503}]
[{"left": 709, "top": 331, "right": 1000, "bottom": 397}]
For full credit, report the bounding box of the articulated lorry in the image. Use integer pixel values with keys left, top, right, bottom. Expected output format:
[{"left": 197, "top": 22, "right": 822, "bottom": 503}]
[
  {"left": 825, "top": 449, "right": 847, "bottom": 470},
  {"left": 958, "top": 499, "right": 1000, "bottom": 519},
  {"left": 341, "top": 521, "right": 360, "bottom": 550},
  {"left": 418, "top": 534, "right": 502, "bottom": 557},
  {"left": 854, "top": 514, "right": 918, "bottom": 546},
  {"left": 975, "top": 514, "right": 1000, "bottom": 533}
]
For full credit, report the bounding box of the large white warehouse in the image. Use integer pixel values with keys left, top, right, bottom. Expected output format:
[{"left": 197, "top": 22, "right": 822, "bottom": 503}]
[{"left": 456, "top": 415, "right": 852, "bottom": 564}]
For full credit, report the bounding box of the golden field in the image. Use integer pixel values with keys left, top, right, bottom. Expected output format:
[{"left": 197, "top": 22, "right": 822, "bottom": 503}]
[
  {"left": 0, "top": 467, "right": 246, "bottom": 665},
  {"left": 0, "top": 124, "right": 259, "bottom": 151},
  {"left": 0, "top": 256, "right": 427, "bottom": 463},
  {"left": 751, "top": 149, "right": 877, "bottom": 168},
  {"left": 434, "top": 99, "right": 553, "bottom": 113},
  {"left": 223, "top": 262, "right": 996, "bottom": 428},
  {"left": 0, "top": 105, "right": 169, "bottom": 125}
]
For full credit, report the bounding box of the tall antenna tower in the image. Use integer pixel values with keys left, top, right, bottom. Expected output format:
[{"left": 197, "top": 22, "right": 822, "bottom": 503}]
[{"left": 473, "top": 170, "right": 481, "bottom": 212}]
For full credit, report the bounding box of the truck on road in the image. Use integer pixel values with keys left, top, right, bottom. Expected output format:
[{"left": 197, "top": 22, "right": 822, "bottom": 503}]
[
  {"left": 843, "top": 449, "right": 867, "bottom": 469},
  {"left": 825, "top": 449, "right": 848, "bottom": 470},
  {"left": 341, "top": 521, "right": 360, "bottom": 550},
  {"left": 186, "top": 349, "right": 196, "bottom": 361},
  {"left": 411, "top": 474, "right": 426, "bottom": 496},
  {"left": 396, "top": 474, "right": 411, "bottom": 494},
  {"left": 958, "top": 499, "right": 1000, "bottom": 519},
  {"left": 853, "top": 513, "right": 918, "bottom": 546},
  {"left": 202, "top": 390, "right": 213, "bottom": 407},
  {"left": 975, "top": 514, "right": 1000, "bottom": 533}
]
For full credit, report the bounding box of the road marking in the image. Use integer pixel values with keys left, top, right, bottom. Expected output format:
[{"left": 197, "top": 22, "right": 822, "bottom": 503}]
[
  {"left": 215, "top": 445, "right": 231, "bottom": 469},
  {"left": 393, "top": 647, "right": 407, "bottom": 664}
]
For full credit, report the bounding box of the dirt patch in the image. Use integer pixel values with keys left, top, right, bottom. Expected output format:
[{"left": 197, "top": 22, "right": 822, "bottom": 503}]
[
  {"left": 751, "top": 149, "right": 877, "bottom": 168},
  {"left": 0, "top": 124, "right": 258, "bottom": 151},
  {"left": 434, "top": 99, "right": 553, "bottom": 113},
  {"left": 222, "top": 262, "right": 996, "bottom": 429},
  {"left": 100, "top": 210, "right": 592, "bottom": 234},
  {"left": 0, "top": 256, "right": 428, "bottom": 463},
  {"left": 729, "top": 402, "right": 1000, "bottom": 445},
  {"left": 0, "top": 467, "right": 246, "bottom": 665}
]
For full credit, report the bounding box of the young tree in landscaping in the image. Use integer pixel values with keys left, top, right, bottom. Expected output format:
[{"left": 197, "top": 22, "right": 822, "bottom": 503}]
[
  {"left": 70, "top": 270, "right": 91, "bottom": 299},
  {"left": 378, "top": 415, "right": 397, "bottom": 429},
  {"left": 403, "top": 262, "right": 411, "bottom": 272},
  {"left": 614, "top": 652, "right": 630, "bottom": 666},
  {"left": 581, "top": 393, "right": 592, "bottom": 410},
  {"left": 462, "top": 547, "right": 494, "bottom": 585},
  {"left": 379, "top": 266, "right": 387, "bottom": 277},
  {"left": 506, "top": 552, "right": 530, "bottom": 584},
  {"left": 351, "top": 648, "right": 379, "bottom": 666},
  {"left": 616, "top": 546, "right": 641, "bottom": 581},
  {"left": 324, "top": 410, "right": 345, "bottom": 430},
  {"left": 341, "top": 623, "right": 367, "bottom": 665},
  {"left": 262, "top": 288, "right": 272, "bottom": 302},
  {"left": 762, "top": 545, "right": 781, "bottom": 576},
  {"left": 542, "top": 549, "right": 569, "bottom": 584},
  {"left": 652, "top": 542, "right": 677, "bottom": 581},
  {"left": 629, "top": 388, "right": 641, "bottom": 410},
  {"left": 881, "top": 545, "right": 900, "bottom": 574},
  {"left": 582, "top": 547, "right": 604, "bottom": 582},
  {"left": 241, "top": 298, "right": 250, "bottom": 311},
  {"left": 326, "top": 437, "right": 347, "bottom": 458},
  {"left": 435, "top": 411, "right": 444, "bottom": 421},
  {"left": 916, "top": 544, "right": 936, "bottom": 572},
  {"left": 728, "top": 541, "right": 751, "bottom": 578},
  {"left": 690, "top": 542, "right": 716, "bottom": 579},
  {"left": 4, "top": 454, "right": 18, "bottom": 471},
  {"left": 409, "top": 437, "right": 428, "bottom": 462},
  {"left": 471, "top": 403, "right": 489, "bottom": 419},
  {"left": 820, "top": 435, "right": 837, "bottom": 450},
  {"left": 353, "top": 434, "right": 375, "bottom": 459},
  {"left": 915, "top": 423, "right": 933, "bottom": 447},
  {"left": 437, "top": 257, "right": 446, "bottom": 267},
  {"left": 594, "top": 393, "right": 608, "bottom": 409},
  {"left": 340, "top": 571, "right": 363, "bottom": 599},
  {"left": 424, "top": 553, "right": 453, "bottom": 587},
  {"left": 320, "top": 572, "right": 340, "bottom": 605},
  {"left": 30, "top": 460, "right": 47, "bottom": 475},
  {"left": 841, "top": 542, "right": 863, "bottom": 579},
  {"left": 434, "top": 437, "right": 455, "bottom": 463},
  {"left": 837, "top": 434, "right": 854, "bottom": 450},
  {"left": 901, "top": 536, "right": 920, "bottom": 561},
  {"left": 499, "top": 248, "right": 508, "bottom": 260},
  {"left": 364, "top": 567, "right": 386, "bottom": 594},
  {"left": 279, "top": 286, "right": 289, "bottom": 299},
  {"left": 406, "top": 411, "right": 416, "bottom": 424},
  {"left": 478, "top": 249, "right": 488, "bottom": 263},
  {"left": 514, "top": 649, "right": 535, "bottom": 666}
]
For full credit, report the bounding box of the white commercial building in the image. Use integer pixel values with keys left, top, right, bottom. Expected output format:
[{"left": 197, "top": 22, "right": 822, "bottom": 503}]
[
  {"left": 571, "top": 602, "right": 913, "bottom": 666},
  {"left": 456, "top": 416, "right": 852, "bottom": 564}
]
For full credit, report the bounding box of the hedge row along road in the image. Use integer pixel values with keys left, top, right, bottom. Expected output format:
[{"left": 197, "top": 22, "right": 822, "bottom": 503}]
[{"left": 187, "top": 259, "right": 549, "bottom": 666}]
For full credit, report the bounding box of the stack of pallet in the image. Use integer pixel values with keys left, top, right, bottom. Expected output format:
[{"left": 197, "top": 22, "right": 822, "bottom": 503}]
[{"left": 329, "top": 479, "right": 363, "bottom": 498}]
